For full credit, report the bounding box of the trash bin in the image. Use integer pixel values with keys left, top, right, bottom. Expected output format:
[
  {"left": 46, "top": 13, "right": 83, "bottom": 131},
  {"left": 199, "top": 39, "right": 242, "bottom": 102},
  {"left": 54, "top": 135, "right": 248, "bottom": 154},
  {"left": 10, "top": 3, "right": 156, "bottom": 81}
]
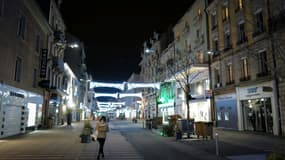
[
  {"left": 47, "top": 118, "right": 53, "bottom": 129},
  {"left": 180, "top": 119, "right": 194, "bottom": 134},
  {"left": 176, "top": 132, "right": 182, "bottom": 140},
  {"left": 195, "top": 122, "right": 213, "bottom": 139},
  {"left": 146, "top": 119, "right": 152, "bottom": 129}
]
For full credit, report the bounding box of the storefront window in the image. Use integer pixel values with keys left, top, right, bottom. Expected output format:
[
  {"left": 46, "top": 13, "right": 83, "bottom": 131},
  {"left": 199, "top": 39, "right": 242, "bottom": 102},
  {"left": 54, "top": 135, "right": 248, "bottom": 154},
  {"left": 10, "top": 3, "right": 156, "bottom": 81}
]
[
  {"left": 224, "top": 112, "right": 229, "bottom": 121},
  {"left": 217, "top": 112, "right": 222, "bottom": 120},
  {"left": 242, "top": 98, "right": 273, "bottom": 133}
]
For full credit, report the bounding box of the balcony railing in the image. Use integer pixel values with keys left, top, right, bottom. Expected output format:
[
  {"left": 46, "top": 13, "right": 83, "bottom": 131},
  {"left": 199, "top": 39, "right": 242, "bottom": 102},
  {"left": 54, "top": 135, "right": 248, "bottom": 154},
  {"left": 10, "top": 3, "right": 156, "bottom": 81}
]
[
  {"left": 239, "top": 75, "right": 251, "bottom": 82},
  {"left": 236, "top": 37, "right": 248, "bottom": 45},
  {"left": 252, "top": 28, "right": 265, "bottom": 37},
  {"left": 54, "top": 30, "right": 66, "bottom": 46},
  {"left": 38, "top": 80, "right": 50, "bottom": 89},
  {"left": 256, "top": 71, "right": 270, "bottom": 78},
  {"left": 223, "top": 44, "right": 232, "bottom": 52},
  {"left": 52, "top": 56, "right": 64, "bottom": 72},
  {"left": 226, "top": 80, "right": 235, "bottom": 85}
]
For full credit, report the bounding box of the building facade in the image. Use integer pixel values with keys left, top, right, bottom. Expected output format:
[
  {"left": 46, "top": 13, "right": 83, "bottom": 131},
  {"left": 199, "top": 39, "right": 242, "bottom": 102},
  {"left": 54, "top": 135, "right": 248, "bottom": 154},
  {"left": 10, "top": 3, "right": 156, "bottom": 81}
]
[
  {"left": 37, "top": 0, "right": 67, "bottom": 127},
  {"left": 172, "top": 0, "right": 211, "bottom": 123},
  {"left": 140, "top": 32, "right": 161, "bottom": 120},
  {"left": 269, "top": 0, "right": 285, "bottom": 135},
  {"left": 0, "top": 0, "right": 51, "bottom": 138},
  {"left": 64, "top": 33, "right": 89, "bottom": 121},
  {"left": 207, "top": 0, "right": 280, "bottom": 135}
]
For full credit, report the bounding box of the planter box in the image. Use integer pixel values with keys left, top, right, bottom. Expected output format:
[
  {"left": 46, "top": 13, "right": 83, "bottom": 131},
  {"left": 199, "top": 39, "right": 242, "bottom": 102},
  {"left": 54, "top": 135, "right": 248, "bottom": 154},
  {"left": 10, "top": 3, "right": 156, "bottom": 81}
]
[{"left": 80, "top": 135, "right": 91, "bottom": 143}]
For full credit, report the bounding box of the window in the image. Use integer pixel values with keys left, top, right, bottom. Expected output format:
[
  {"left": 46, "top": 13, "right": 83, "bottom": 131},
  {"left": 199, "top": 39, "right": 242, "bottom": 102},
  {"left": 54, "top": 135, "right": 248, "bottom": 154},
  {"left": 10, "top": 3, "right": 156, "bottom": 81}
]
[
  {"left": 227, "top": 64, "right": 233, "bottom": 83},
  {"left": 254, "top": 11, "right": 264, "bottom": 35},
  {"left": 237, "top": 22, "right": 246, "bottom": 44},
  {"left": 32, "top": 68, "right": 37, "bottom": 88},
  {"left": 14, "top": 57, "right": 22, "bottom": 82},
  {"left": 57, "top": 76, "right": 61, "bottom": 89},
  {"left": 197, "top": 8, "right": 202, "bottom": 16},
  {"left": 47, "top": 68, "right": 50, "bottom": 81},
  {"left": 0, "top": 0, "right": 4, "bottom": 17},
  {"left": 222, "top": 6, "right": 229, "bottom": 21},
  {"left": 197, "top": 51, "right": 204, "bottom": 63},
  {"left": 241, "top": 58, "right": 249, "bottom": 78},
  {"left": 53, "top": 74, "right": 57, "bottom": 87},
  {"left": 236, "top": 0, "right": 244, "bottom": 11},
  {"left": 17, "top": 15, "right": 26, "bottom": 39},
  {"left": 211, "top": 13, "right": 217, "bottom": 29},
  {"left": 258, "top": 51, "right": 268, "bottom": 74},
  {"left": 214, "top": 68, "right": 221, "bottom": 86},
  {"left": 35, "top": 35, "right": 40, "bottom": 52},
  {"left": 196, "top": 29, "right": 200, "bottom": 39},
  {"left": 213, "top": 39, "right": 219, "bottom": 54},
  {"left": 224, "top": 33, "right": 231, "bottom": 49}
]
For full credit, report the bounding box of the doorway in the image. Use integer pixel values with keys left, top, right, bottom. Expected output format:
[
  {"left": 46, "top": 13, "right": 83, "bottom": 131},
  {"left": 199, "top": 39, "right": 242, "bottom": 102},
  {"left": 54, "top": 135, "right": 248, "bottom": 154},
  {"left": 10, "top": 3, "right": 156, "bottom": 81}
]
[{"left": 242, "top": 98, "right": 273, "bottom": 133}]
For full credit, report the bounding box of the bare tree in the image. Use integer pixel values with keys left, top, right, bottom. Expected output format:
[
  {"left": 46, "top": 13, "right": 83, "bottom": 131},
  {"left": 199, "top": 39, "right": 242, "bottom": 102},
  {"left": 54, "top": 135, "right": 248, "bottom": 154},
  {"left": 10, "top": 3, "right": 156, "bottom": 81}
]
[{"left": 164, "top": 45, "right": 206, "bottom": 137}]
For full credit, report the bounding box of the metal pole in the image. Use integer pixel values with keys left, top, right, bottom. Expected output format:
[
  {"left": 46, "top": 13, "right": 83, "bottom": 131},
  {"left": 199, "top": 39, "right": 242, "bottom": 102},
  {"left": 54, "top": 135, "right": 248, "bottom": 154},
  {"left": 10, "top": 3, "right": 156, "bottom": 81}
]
[{"left": 215, "top": 132, "right": 219, "bottom": 156}]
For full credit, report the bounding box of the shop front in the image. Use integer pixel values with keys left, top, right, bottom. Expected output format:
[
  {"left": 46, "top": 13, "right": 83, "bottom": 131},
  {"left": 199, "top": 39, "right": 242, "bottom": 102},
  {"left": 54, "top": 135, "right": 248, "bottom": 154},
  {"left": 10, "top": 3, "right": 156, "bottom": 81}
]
[
  {"left": 0, "top": 84, "right": 29, "bottom": 138},
  {"left": 158, "top": 102, "right": 175, "bottom": 124},
  {"left": 49, "top": 93, "right": 62, "bottom": 126},
  {"left": 158, "top": 82, "right": 175, "bottom": 125},
  {"left": 236, "top": 81, "right": 279, "bottom": 135},
  {"left": 215, "top": 93, "right": 238, "bottom": 129},
  {"left": 189, "top": 99, "right": 211, "bottom": 122},
  {"left": 26, "top": 92, "right": 44, "bottom": 130}
]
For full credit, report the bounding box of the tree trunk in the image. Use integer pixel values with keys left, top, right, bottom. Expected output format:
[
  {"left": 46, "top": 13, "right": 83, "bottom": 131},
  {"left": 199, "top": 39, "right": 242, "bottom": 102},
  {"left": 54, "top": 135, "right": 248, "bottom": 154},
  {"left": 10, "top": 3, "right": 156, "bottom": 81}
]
[{"left": 185, "top": 86, "right": 191, "bottom": 138}]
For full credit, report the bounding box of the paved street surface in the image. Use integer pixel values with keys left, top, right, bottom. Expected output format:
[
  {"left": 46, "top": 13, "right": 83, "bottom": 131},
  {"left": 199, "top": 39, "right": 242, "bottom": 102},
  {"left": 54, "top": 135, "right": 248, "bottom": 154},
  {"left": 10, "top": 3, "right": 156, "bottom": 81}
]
[{"left": 0, "top": 120, "right": 284, "bottom": 160}]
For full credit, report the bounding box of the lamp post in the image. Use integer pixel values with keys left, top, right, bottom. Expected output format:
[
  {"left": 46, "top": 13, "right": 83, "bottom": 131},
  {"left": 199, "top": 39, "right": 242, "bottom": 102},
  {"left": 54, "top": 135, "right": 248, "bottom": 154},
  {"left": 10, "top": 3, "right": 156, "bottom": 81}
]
[
  {"left": 207, "top": 50, "right": 215, "bottom": 125},
  {"left": 68, "top": 43, "right": 79, "bottom": 48}
]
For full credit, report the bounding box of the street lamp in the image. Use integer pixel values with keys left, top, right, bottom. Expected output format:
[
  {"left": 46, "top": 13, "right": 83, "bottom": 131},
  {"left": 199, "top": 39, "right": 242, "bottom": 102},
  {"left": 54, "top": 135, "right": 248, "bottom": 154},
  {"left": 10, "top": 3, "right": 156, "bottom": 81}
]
[
  {"left": 68, "top": 43, "right": 79, "bottom": 48},
  {"left": 145, "top": 48, "right": 155, "bottom": 54},
  {"left": 207, "top": 50, "right": 215, "bottom": 125}
]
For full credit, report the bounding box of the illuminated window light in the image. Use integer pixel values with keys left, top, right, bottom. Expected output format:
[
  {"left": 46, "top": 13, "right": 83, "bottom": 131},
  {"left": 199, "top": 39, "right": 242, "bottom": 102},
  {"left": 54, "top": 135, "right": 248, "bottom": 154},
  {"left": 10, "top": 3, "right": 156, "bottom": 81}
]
[{"left": 226, "top": 7, "right": 229, "bottom": 18}]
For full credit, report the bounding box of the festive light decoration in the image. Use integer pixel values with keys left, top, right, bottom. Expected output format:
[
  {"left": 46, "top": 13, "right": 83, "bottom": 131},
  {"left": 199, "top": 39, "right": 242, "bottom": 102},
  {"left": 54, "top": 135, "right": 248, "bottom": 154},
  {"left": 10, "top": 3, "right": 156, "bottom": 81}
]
[
  {"left": 94, "top": 93, "right": 118, "bottom": 99},
  {"left": 94, "top": 92, "right": 143, "bottom": 99},
  {"left": 90, "top": 81, "right": 160, "bottom": 90},
  {"left": 97, "top": 101, "right": 125, "bottom": 106},
  {"left": 119, "top": 92, "right": 143, "bottom": 99},
  {"left": 90, "top": 81, "right": 161, "bottom": 112},
  {"left": 127, "top": 82, "right": 160, "bottom": 90},
  {"left": 90, "top": 82, "right": 125, "bottom": 90}
]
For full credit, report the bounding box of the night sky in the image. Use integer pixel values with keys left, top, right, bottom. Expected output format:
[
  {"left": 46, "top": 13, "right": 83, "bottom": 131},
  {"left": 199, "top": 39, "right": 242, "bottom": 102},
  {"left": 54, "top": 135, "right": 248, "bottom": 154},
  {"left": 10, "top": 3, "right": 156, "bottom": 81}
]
[{"left": 60, "top": 1, "right": 194, "bottom": 83}]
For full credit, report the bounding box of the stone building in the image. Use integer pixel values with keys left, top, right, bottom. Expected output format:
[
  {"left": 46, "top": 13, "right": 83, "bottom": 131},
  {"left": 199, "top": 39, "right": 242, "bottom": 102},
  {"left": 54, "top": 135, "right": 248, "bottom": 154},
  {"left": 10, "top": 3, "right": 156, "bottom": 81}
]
[
  {"left": 37, "top": 0, "right": 67, "bottom": 127},
  {"left": 269, "top": 0, "right": 285, "bottom": 135},
  {"left": 207, "top": 0, "right": 280, "bottom": 135},
  {"left": 139, "top": 32, "right": 161, "bottom": 120},
  {"left": 172, "top": 0, "right": 210, "bottom": 123},
  {"left": 0, "top": 0, "right": 52, "bottom": 138}
]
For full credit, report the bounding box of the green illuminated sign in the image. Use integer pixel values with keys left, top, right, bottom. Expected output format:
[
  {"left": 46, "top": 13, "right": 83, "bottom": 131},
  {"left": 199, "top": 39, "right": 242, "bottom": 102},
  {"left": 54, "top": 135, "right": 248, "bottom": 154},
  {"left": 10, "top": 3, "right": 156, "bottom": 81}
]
[{"left": 158, "top": 82, "right": 175, "bottom": 104}]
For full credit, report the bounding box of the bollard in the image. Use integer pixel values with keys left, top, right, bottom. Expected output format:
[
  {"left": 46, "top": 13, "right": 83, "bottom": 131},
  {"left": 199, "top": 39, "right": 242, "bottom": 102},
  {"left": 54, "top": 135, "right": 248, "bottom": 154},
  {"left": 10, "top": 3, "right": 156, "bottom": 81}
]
[{"left": 215, "top": 132, "right": 219, "bottom": 156}]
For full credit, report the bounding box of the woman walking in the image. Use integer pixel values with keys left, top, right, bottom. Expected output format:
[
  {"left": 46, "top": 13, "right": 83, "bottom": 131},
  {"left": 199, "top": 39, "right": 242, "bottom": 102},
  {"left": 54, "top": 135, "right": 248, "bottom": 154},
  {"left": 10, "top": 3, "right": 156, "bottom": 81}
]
[{"left": 95, "top": 116, "right": 109, "bottom": 160}]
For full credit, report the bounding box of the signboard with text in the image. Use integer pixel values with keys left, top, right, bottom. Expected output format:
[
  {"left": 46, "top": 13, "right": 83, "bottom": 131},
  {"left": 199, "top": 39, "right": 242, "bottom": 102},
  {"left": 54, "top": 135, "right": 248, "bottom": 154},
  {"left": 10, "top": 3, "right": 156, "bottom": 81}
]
[{"left": 40, "top": 49, "right": 48, "bottom": 78}]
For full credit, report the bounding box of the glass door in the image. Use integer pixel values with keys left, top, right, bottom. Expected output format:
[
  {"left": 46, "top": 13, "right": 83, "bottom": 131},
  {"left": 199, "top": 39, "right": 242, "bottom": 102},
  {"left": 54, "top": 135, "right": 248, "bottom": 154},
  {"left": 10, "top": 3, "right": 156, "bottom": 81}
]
[{"left": 242, "top": 98, "right": 273, "bottom": 133}]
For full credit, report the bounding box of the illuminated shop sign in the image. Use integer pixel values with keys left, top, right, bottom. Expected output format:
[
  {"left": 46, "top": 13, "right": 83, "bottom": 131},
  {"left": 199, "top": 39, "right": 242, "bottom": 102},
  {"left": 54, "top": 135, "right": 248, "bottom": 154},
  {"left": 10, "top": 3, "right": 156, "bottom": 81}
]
[
  {"left": 40, "top": 49, "right": 48, "bottom": 78},
  {"left": 9, "top": 91, "right": 24, "bottom": 98},
  {"left": 158, "top": 82, "right": 175, "bottom": 105}
]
